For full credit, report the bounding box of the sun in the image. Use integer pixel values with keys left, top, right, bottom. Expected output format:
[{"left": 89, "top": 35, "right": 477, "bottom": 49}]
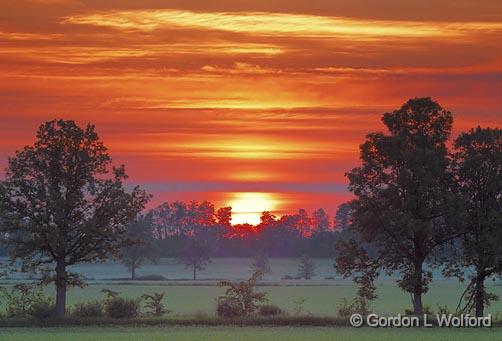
[{"left": 228, "top": 192, "right": 280, "bottom": 226}]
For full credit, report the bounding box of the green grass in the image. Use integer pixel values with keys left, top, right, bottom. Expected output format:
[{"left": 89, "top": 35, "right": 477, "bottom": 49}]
[
  {"left": 53, "top": 281, "right": 502, "bottom": 317},
  {"left": 0, "top": 326, "right": 500, "bottom": 341}
]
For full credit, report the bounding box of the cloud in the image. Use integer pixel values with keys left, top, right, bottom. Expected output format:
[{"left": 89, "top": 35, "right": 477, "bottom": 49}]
[{"left": 64, "top": 9, "right": 502, "bottom": 39}]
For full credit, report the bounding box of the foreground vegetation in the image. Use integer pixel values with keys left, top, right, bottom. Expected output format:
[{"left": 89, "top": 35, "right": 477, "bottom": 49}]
[
  {"left": 2, "top": 281, "right": 502, "bottom": 318},
  {"left": 1, "top": 326, "right": 501, "bottom": 341}
]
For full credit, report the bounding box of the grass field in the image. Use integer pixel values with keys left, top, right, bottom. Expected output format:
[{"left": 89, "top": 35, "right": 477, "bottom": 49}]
[
  {"left": 47, "top": 281, "right": 502, "bottom": 317},
  {"left": 2, "top": 258, "right": 502, "bottom": 317},
  {"left": 0, "top": 326, "right": 500, "bottom": 341},
  {"left": 1, "top": 258, "right": 501, "bottom": 340}
]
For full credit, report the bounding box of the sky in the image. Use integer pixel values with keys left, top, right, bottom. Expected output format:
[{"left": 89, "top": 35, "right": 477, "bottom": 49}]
[{"left": 0, "top": 0, "right": 501, "bottom": 225}]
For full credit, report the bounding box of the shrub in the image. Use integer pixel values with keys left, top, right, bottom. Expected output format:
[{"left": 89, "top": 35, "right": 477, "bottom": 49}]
[
  {"left": 337, "top": 298, "right": 353, "bottom": 317},
  {"left": 436, "top": 304, "right": 451, "bottom": 315},
  {"left": 29, "top": 296, "right": 55, "bottom": 320},
  {"left": 141, "top": 292, "right": 170, "bottom": 317},
  {"left": 337, "top": 297, "right": 371, "bottom": 317},
  {"left": 105, "top": 297, "right": 140, "bottom": 319},
  {"left": 259, "top": 304, "right": 285, "bottom": 317},
  {"left": 217, "top": 271, "right": 268, "bottom": 318},
  {"left": 293, "top": 298, "right": 309, "bottom": 316},
  {"left": 0, "top": 283, "right": 45, "bottom": 318},
  {"left": 216, "top": 297, "right": 243, "bottom": 318},
  {"left": 72, "top": 300, "right": 105, "bottom": 318}
]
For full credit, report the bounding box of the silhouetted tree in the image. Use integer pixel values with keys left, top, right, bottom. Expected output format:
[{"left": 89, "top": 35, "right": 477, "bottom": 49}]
[
  {"left": 177, "top": 239, "right": 211, "bottom": 280},
  {"left": 445, "top": 127, "right": 502, "bottom": 317},
  {"left": 335, "top": 203, "right": 352, "bottom": 230},
  {"left": 296, "top": 209, "right": 311, "bottom": 237},
  {"left": 0, "top": 119, "right": 150, "bottom": 317},
  {"left": 121, "top": 213, "right": 159, "bottom": 280},
  {"left": 297, "top": 254, "right": 316, "bottom": 279},
  {"left": 342, "top": 98, "right": 458, "bottom": 315},
  {"left": 251, "top": 250, "right": 271, "bottom": 275},
  {"left": 312, "top": 208, "right": 330, "bottom": 234}
]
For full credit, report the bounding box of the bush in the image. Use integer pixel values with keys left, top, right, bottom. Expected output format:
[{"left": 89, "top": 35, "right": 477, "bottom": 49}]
[
  {"left": 337, "top": 298, "right": 353, "bottom": 317},
  {"left": 141, "top": 292, "right": 170, "bottom": 317},
  {"left": 105, "top": 297, "right": 140, "bottom": 319},
  {"left": 29, "top": 297, "right": 55, "bottom": 320},
  {"left": 259, "top": 304, "right": 285, "bottom": 317},
  {"left": 72, "top": 300, "right": 105, "bottom": 318},
  {"left": 216, "top": 298, "right": 244, "bottom": 318},
  {"left": 0, "top": 283, "right": 45, "bottom": 318},
  {"left": 217, "top": 271, "right": 268, "bottom": 318},
  {"left": 337, "top": 297, "right": 371, "bottom": 317}
]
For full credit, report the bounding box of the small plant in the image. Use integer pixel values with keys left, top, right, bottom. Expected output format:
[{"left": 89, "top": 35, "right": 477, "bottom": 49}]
[
  {"left": 72, "top": 300, "right": 105, "bottom": 318},
  {"left": 337, "top": 298, "right": 354, "bottom": 317},
  {"left": 141, "top": 292, "right": 170, "bottom": 317},
  {"left": 293, "top": 297, "right": 310, "bottom": 316},
  {"left": 436, "top": 303, "right": 451, "bottom": 315},
  {"left": 217, "top": 271, "right": 268, "bottom": 317},
  {"left": 337, "top": 297, "right": 371, "bottom": 317},
  {"left": 259, "top": 304, "right": 285, "bottom": 317}
]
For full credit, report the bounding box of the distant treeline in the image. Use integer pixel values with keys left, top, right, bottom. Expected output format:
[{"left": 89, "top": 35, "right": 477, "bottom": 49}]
[{"left": 136, "top": 201, "right": 354, "bottom": 258}]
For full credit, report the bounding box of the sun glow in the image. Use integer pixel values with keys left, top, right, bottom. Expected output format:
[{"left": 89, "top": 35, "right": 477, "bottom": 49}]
[{"left": 228, "top": 192, "right": 280, "bottom": 226}]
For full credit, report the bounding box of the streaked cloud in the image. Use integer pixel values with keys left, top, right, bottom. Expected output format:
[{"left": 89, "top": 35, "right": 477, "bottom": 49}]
[{"left": 64, "top": 9, "right": 502, "bottom": 39}]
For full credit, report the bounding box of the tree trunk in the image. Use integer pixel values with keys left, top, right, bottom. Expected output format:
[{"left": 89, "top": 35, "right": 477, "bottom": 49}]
[
  {"left": 55, "top": 261, "right": 67, "bottom": 318},
  {"left": 474, "top": 275, "right": 485, "bottom": 318},
  {"left": 413, "top": 292, "right": 423, "bottom": 316},
  {"left": 131, "top": 264, "right": 136, "bottom": 280},
  {"left": 193, "top": 264, "right": 196, "bottom": 280},
  {"left": 412, "top": 263, "right": 423, "bottom": 316}
]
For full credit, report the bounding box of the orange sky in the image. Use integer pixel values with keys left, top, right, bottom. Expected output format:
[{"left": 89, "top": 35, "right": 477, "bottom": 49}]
[{"left": 1, "top": 0, "right": 501, "bottom": 224}]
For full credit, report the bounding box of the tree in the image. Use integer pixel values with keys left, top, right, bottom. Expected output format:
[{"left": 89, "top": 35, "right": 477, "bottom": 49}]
[
  {"left": 297, "top": 254, "right": 316, "bottom": 279},
  {"left": 121, "top": 213, "right": 159, "bottom": 280},
  {"left": 0, "top": 119, "right": 150, "bottom": 317},
  {"left": 341, "top": 98, "right": 458, "bottom": 315},
  {"left": 251, "top": 250, "right": 271, "bottom": 275},
  {"left": 177, "top": 238, "right": 211, "bottom": 280},
  {"left": 447, "top": 127, "right": 502, "bottom": 317},
  {"left": 296, "top": 209, "right": 311, "bottom": 237},
  {"left": 312, "top": 208, "right": 330, "bottom": 234},
  {"left": 335, "top": 203, "right": 352, "bottom": 230}
]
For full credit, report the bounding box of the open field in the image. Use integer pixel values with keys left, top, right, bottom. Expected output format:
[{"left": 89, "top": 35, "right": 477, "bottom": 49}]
[
  {"left": 2, "top": 258, "right": 502, "bottom": 316},
  {"left": 1, "top": 326, "right": 501, "bottom": 341},
  {"left": 2, "top": 257, "right": 465, "bottom": 281}
]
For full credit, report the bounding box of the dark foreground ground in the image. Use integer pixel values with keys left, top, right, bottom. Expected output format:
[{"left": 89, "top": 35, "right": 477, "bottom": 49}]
[{"left": 0, "top": 326, "right": 500, "bottom": 341}]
